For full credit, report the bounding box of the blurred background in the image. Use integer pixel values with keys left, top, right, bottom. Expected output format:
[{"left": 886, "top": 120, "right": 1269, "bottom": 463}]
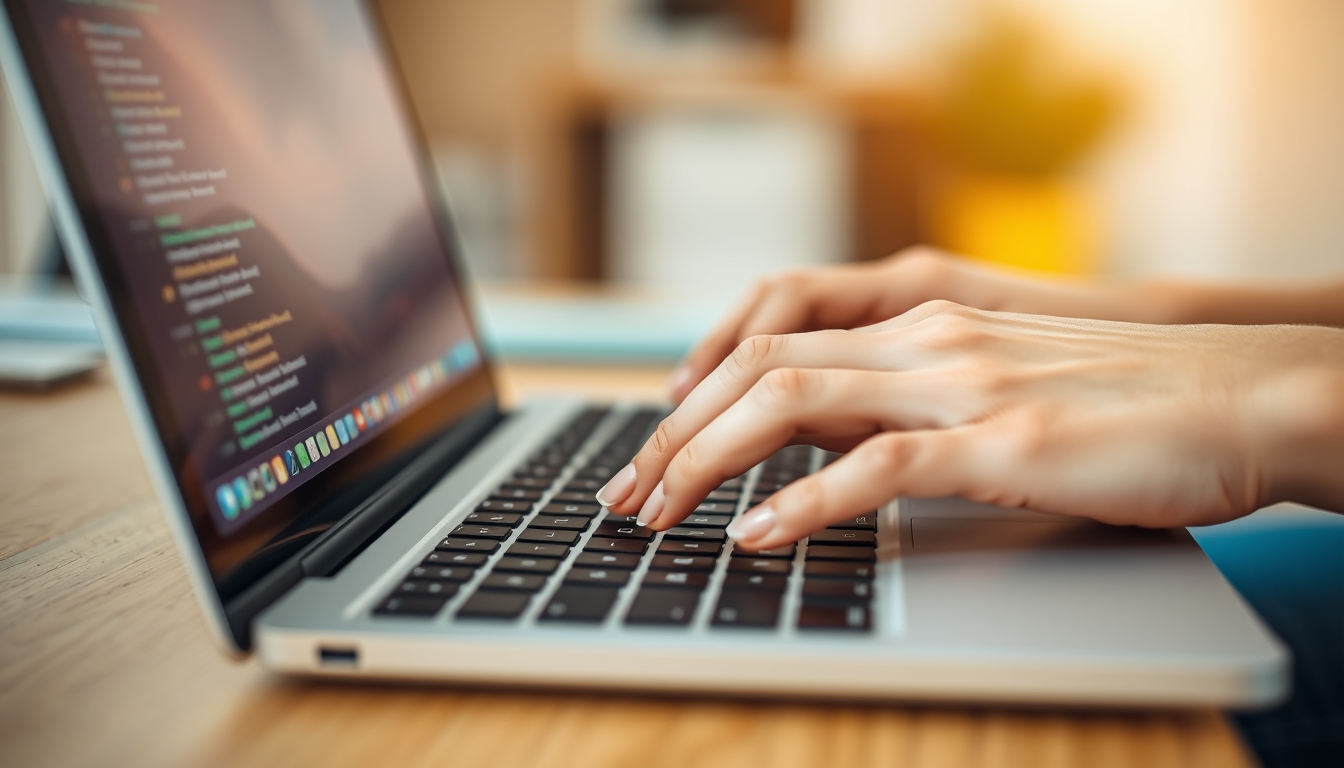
[{"left": 3, "top": 0, "right": 1344, "bottom": 364}]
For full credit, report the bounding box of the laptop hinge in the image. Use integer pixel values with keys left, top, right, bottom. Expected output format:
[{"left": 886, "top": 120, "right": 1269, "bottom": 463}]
[{"left": 223, "top": 401, "right": 504, "bottom": 649}]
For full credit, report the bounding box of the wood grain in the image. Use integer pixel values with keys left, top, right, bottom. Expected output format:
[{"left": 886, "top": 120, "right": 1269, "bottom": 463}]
[{"left": 0, "top": 366, "right": 1256, "bottom": 768}]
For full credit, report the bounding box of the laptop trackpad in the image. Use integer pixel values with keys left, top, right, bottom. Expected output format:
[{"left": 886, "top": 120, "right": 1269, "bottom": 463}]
[{"left": 910, "top": 517, "right": 1171, "bottom": 553}]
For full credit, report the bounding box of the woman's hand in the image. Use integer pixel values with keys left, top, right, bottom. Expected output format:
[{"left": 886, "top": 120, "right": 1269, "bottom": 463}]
[
  {"left": 597, "top": 302, "right": 1344, "bottom": 550},
  {"left": 668, "top": 247, "right": 1344, "bottom": 403}
]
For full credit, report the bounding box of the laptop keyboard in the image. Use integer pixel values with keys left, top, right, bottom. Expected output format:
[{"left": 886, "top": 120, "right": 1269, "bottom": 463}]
[{"left": 373, "top": 407, "right": 878, "bottom": 633}]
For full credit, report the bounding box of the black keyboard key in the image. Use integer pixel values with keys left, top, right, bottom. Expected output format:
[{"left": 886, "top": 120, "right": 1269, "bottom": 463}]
[
  {"left": 530, "top": 515, "right": 592, "bottom": 531},
  {"left": 806, "top": 545, "right": 876, "bottom": 561},
  {"left": 396, "top": 580, "right": 460, "bottom": 598},
  {"left": 505, "top": 542, "right": 571, "bottom": 559},
  {"left": 693, "top": 502, "right": 736, "bottom": 515},
  {"left": 802, "top": 579, "right": 873, "bottom": 603},
  {"left": 681, "top": 514, "right": 732, "bottom": 529},
  {"left": 565, "top": 567, "right": 631, "bottom": 586},
  {"left": 574, "top": 551, "right": 642, "bottom": 569},
  {"left": 563, "top": 478, "right": 604, "bottom": 493},
  {"left": 541, "top": 502, "right": 602, "bottom": 518},
  {"left": 828, "top": 513, "right": 878, "bottom": 531},
  {"left": 481, "top": 572, "right": 547, "bottom": 591},
  {"left": 515, "top": 464, "right": 560, "bottom": 478},
  {"left": 663, "top": 526, "right": 726, "bottom": 541},
  {"left": 593, "top": 521, "right": 655, "bottom": 540},
  {"left": 408, "top": 565, "right": 475, "bottom": 582},
  {"left": 517, "top": 528, "right": 581, "bottom": 545},
  {"left": 808, "top": 530, "right": 877, "bottom": 547},
  {"left": 490, "top": 488, "right": 543, "bottom": 501},
  {"left": 493, "top": 556, "right": 561, "bottom": 575},
  {"left": 463, "top": 512, "right": 524, "bottom": 528},
  {"left": 798, "top": 603, "right": 872, "bottom": 631},
  {"left": 575, "top": 465, "right": 620, "bottom": 480},
  {"left": 374, "top": 595, "right": 449, "bottom": 617},
  {"left": 601, "top": 513, "right": 641, "bottom": 525},
  {"left": 649, "top": 554, "right": 716, "bottom": 571},
  {"left": 585, "top": 537, "right": 648, "bottom": 554},
  {"left": 727, "top": 557, "right": 792, "bottom": 575},
  {"left": 625, "top": 588, "right": 700, "bottom": 625},
  {"left": 500, "top": 476, "right": 551, "bottom": 490},
  {"left": 804, "top": 561, "right": 876, "bottom": 579},
  {"left": 657, "top": 539, "right": 723, "bottom": 556},
  {"left": 477, "top": 499, "right": 533, "bottom": 513},
  {"left": 730, "top": 544, "right": 795, "bottom": 559},
  {"left": 436, "top": 537, "right": 500, "bottom": 554},
  {"left": 422, "top": 551, "right": 487, "bottom": 567},
  {"left": 703, "top": 490, "right": 739, "bottom": 502},
  {"left": 450, "top": 524, "right": 513, "bottom": 540},
  {"left": 722, "top": 572, "right": 788, "bottom": 591},
  {"left": 457, "top": 590, "right": 532, "bottom": 619},
  {"left": 550, "top": 491, "right": 598, "bottom": 504},
  {"left": 540, "top": 586, "right": 619, "bottom": 623},
  {"left": 711, "top": 590, "right": 781, "bottom": 628},
  {"left": 641, "top": 570, "right": 710, "bottom": 589}
]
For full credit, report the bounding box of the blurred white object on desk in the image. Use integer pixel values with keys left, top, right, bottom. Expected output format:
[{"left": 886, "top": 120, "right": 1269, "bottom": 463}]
[
  {"left": 475, "top": 284, "right": 722, "bottom": 362},
  {"left": 0, "top": 282, "right": 102, "bottom": 389}
]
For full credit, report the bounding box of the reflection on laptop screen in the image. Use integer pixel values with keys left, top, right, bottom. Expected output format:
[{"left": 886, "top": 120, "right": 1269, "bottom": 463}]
[{"left": 19, "top": 1, "right": 482, "bottom": 536}]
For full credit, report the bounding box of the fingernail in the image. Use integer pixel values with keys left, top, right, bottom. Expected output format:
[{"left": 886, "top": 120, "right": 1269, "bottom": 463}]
[
  {"left": 666, "top": 365, "right": 692, "bottom": 397},
  {"left": 726, "top": 505, "right": 777, "bottom": 542},
  {"left": 595, "top": 464, "right": 637, "bottom": 507},
  {"left": 636, "top": 481, "right": 665, "bottom": 526}
]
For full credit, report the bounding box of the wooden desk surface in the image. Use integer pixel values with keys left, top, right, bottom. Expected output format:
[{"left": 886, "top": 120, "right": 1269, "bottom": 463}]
[{"left": 0, "top": 366, "right": 1254, "bottom": 768}]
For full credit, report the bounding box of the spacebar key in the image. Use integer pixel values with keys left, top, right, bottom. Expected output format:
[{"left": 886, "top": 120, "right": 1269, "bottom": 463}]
[{"left": 540, "top": 585, "right": 619, "bottom": 623}]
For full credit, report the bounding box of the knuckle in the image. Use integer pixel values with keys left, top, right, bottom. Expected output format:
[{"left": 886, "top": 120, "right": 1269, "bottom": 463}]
[
  {"left": 867, "top": 433, "right": 916, "bottom": 473},
  {"left": 754, "top": 367, "right": 815, "bottom": 407},
  {"left": 959, "top": 358, "right": 1013, "bottom": 396},
  {"left": 668, "top": 438, "right": 704, "bottom": 481},
  {"left": 892, "top": 245, "right": 949, "bottom": 274},
  {"left": 728, "top": 333, "right": 787, "bottom": 376},
  {"left": 648, "top": 419, "right": 676, "bottom": 457},
  {"left": 1009, "top": 411, "right": 1053, "bottom": 460},
  {"left": 906, "top": 304, "right": 984, "bottom": 349}
]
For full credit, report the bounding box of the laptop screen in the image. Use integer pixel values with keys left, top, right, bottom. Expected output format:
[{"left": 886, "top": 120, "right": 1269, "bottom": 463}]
[{"left": 6, "top": 0, "right": 496, "bottom": 591}]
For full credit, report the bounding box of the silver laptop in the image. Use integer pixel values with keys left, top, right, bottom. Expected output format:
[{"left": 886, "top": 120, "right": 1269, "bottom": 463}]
[{"left": 1, "top": 0, "right": 1287, "bottom": 707}]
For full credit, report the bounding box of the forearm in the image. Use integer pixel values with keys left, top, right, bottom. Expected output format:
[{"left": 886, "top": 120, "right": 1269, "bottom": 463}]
[
  {"left": 928, "top": 256, "right": 1344, "bottom": 327},
  {"left": 1137, "top": 282, "right": 1344, "bottom": 326}
]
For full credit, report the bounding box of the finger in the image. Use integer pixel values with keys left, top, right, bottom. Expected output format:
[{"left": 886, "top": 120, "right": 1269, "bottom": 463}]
[
  {"left": 725, "top": 428, "right": 981, "bottom": 551},
  {"left": 670, "top": 267, "right": 884, "bottom": 403},
  {"left": 607, "top": 330, "right": 886, "bottom": 516},
  {"left": 669, "top": 282, "right": 770, "bottom": 403},
  {"left": 647, "top": 367, "right": 965, "bottom": 529}
]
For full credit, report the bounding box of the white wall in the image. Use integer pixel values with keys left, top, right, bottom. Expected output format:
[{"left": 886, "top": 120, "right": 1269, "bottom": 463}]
[{"left": 607, "top": 104, "right": 849, "bottom": 297}]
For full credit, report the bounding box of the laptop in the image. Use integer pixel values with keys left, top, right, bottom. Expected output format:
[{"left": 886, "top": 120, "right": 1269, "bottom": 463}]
[{"left": 1, "top": 0, "right": 1288, "bottom": 706}]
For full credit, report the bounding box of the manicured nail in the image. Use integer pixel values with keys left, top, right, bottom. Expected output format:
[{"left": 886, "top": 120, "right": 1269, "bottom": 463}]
[
  {"left": 666, "top": 365, "right": 692, "bottom": 397},
  {"left": 726, "top": 505, "right": 777, "bottom": 542},
  {"left": 636, "top": 481, "right": 665, "bottom": 527},
  {"left": 595, "top": 464, "right": 637, "bottom": 507}
]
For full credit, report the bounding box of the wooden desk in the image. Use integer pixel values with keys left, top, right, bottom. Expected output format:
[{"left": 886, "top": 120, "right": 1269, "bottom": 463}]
[{"left": 0, "top": 366, "right": 1254, "bottom": 768}]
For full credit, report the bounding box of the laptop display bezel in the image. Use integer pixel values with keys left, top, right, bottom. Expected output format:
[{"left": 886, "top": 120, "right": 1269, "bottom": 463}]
[{"left": 0, "top": 0, "right": 501, "bottom": 649}]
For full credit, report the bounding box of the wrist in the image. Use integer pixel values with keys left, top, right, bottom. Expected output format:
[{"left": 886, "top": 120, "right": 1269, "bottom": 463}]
[{"left": 1241, "top": 330, "right": 1344, "bottom": 513}]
